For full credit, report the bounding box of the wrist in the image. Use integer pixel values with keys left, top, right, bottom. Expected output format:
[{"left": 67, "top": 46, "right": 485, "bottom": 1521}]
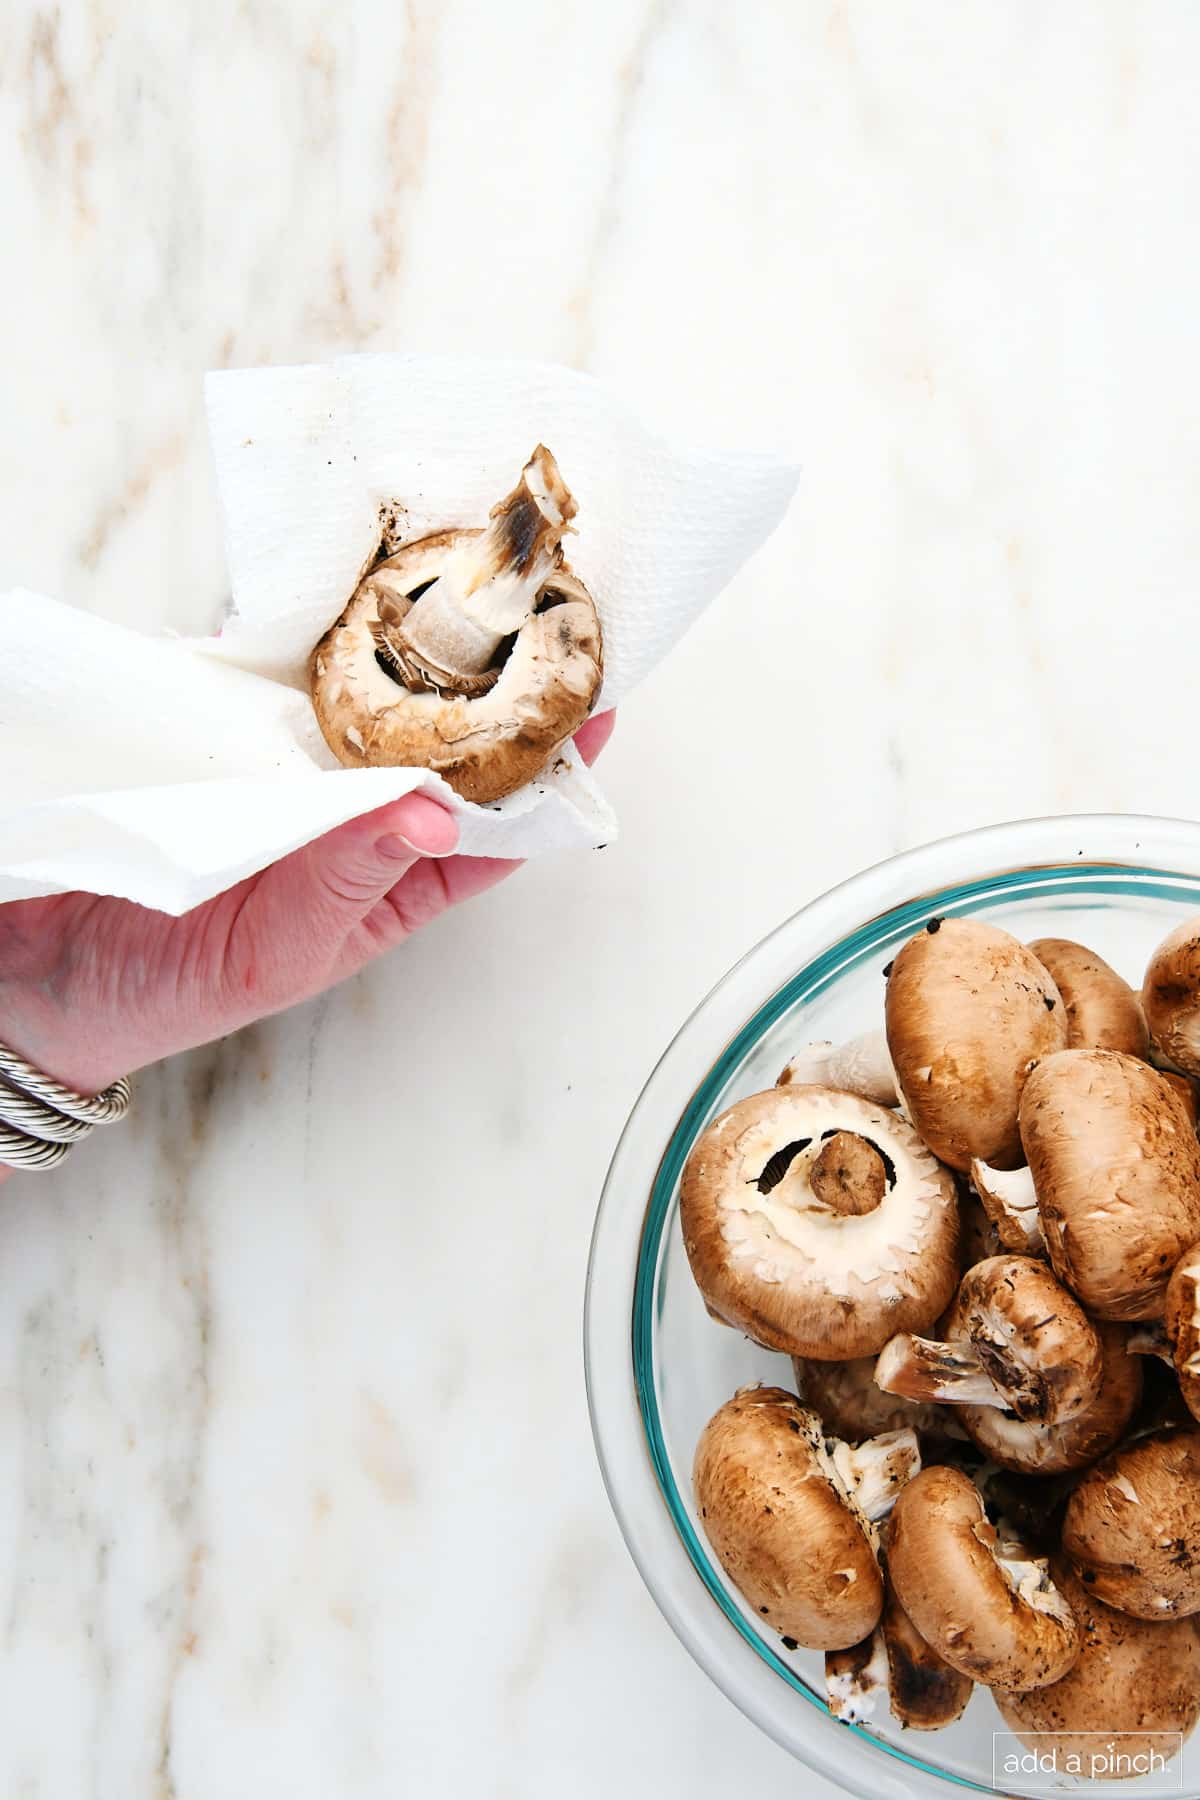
[
  {"left": 0, "top": 992, "right": 130, "bottom": 1096},
  {"left": 0, "top": 901, "right": 133, "bottom": 1096}
]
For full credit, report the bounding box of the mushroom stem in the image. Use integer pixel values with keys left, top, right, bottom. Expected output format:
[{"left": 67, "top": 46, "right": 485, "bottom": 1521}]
[
  {"left": 809, "top": 1131, "right": 888, "bottom": 1215},
  {"left": 1125, "top": 1321, "right": 1175, "bottom": 1364},
  {"left": 875, "top": 1332, "right": 1009, "bottom": 1410},
  {"left": 825, "top": 1629, "right": 889, "bottom": 1723},
  {"left": 389, "top": 445, "right": 576, "bottom": 692},
  {"left": 969, "top": 1159, "right": 1043, "bottom": 1255},
  {"left": 776, "top": 1031, "right": 898, "bottom": 1107},
  {"left": 828, "top": 1428, "right": 922, "bottom": 1523}
]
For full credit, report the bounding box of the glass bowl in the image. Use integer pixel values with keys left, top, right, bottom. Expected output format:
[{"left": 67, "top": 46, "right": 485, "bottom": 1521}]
[{"left": 585, "top": 815, "right": 1200, "bottom": 1800}]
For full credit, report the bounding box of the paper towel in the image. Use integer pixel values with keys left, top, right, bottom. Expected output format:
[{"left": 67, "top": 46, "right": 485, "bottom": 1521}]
[{"left": 0, "top": 354, "right": 798, "bottom": 915}]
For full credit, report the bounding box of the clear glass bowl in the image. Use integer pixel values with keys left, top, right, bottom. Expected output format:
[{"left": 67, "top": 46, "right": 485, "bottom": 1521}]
[{"left": 585, "top": 815, "right": 1200, "bottom": 1800}]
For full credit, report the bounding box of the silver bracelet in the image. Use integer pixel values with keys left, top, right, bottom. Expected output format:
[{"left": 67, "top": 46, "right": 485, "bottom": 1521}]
[{"left": 0, "top": 1040, "right": 131, "bottom": 1172}]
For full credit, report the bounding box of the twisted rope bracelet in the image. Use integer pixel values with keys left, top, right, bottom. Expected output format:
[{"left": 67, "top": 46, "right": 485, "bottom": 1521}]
[{"left": 0, "top": 1041, "right": 132, "bottom": 1171}]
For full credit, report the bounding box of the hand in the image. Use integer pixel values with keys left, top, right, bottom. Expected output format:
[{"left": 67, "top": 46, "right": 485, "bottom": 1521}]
[{"left": 0, "top": 713, "right": 614, "bottom": 1137}]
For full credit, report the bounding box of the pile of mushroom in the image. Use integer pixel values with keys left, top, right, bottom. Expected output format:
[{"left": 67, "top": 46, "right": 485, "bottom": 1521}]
[
  {"left": 682, "top": 911, "right": 1200, "bottom": 1773},
  {"left": 310, "top": 445, "right": 603, "bottom": 803}
]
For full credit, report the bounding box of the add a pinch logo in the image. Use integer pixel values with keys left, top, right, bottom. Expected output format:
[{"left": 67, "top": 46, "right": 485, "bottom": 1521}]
[{"left": 993, "top": 1732, "right": 1185, "bottom": 1791}]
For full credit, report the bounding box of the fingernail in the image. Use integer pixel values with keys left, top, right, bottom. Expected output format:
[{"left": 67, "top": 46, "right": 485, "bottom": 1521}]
[{"left": 376, "top": 834, "right": 418, "bottom": 862}]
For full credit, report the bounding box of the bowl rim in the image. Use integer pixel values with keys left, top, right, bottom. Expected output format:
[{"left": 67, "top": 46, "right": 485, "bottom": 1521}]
[{"left": 584, "top": 812, "right": 1200, "bottom": 1800}]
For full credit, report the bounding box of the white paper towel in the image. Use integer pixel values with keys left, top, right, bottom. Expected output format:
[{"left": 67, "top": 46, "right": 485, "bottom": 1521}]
[{"left": 0, "top": 354, "right": 798, "bottom": 915}]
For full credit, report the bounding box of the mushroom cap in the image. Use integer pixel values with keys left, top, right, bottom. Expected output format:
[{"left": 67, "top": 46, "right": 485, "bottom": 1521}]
[
  {"left": 1166, "top": 1244, "right": 1200, "bottom": 1424},
  {"left": 886, "top": 1464, "right": 1079, "bottom": 1690},
  {"left": 1143, "top": 916, "right": 1200, "bottom": 1078},
  {"left": 1062, "top": 1428, "right": 1200, "bottom": 1620},
  {"left": 885, "top": 918, "right": 1067, "bottom": 1173},
  {"left": 879, "top": 1582, "right": 974, "bottom": 1730},
  {"left": 310, "top": 531, "right": 603, "bottom": 803},
  {"left": 944, "top": 1254, "right": 1103, "bottom": 1426},
  {"left": 791, "top": 1355, "right": 961, "bottom": 1445},
  {"left": 957, "top": 1320, "right": 1141, "bottom": 1475},
  {"left": 1028, "top": 937, "right": 1150, "bottom": 1058},
  {"left": 995, "top": 1559, "right": 1200, "bottom": 1774},
  {"left": 1020, "top": 1050, "right": 1200, "bottom": 1320},
  {"left": 680, "top": 1085, "right": 961, "bottom": 1360},
  {"left": 692, "top": 1387, "right": 884, "bottom": 1650}
]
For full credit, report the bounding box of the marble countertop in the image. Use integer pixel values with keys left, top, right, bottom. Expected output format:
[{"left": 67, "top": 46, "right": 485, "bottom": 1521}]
[{"left": 4, "top": 3, "right": 1200, "bottom": 1796}]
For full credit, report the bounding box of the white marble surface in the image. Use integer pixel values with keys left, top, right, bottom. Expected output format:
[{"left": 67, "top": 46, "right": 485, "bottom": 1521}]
[{"left": 3, "top": 3, "right": 1200, "bottom": 1796}]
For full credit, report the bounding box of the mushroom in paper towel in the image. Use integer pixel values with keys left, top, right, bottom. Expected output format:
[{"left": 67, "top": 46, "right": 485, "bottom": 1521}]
[{"left": 310, "top": 446, "right": 603, "bottom": 804}]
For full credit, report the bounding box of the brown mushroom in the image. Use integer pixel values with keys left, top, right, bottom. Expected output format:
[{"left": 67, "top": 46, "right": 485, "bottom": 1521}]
[
  {"left": 692, "top": 1387, "right": 919, "bottom": 1650},
  {"left": 886, "top": 1465, "right": 1079, "bottom": 1690},
  {"left": 1143, "top": 917, "right": 1200, "bottom": 1077},
  {"left": 951, "top": 1320, "right": 1141, "bottom": 1475},
  {"left": 884, "top": 917, "right": 1066, "bottom": 1173},
  {"left": 1159, "top": 1069, "right": 1200, "bottom": 1126},
  {"left": 1028, "top": 937, "right": 1149, "bottom": 1057},
  {"left": 995, "top": 1560, "right": 1200, "bottom": 1779},
  {"left": 1062, "top": 1428, "right": 1200, "bottom": 1619},
  {"left": 680, "top": 1085, "right": 960, "bottom": 1360},
  {"left": 876, "top": 1255, "right": 1103, "bottom": 1426},
  {"left": 969, "top": 1160, "right": 1043, "bottom": 1256},
  {"left": 310, "top": 446, "right": 603, "bottom": 803},
  {"left": 1166, "top": 1243, "right": 1200, "bottom": 1423},
  {"left": 792, "top": 1354, "right": 963, "bottom": 1444},
  {"left": 878, "top": 1583, "right": 974, "bottom": 1730},
  {"left": 824, "top": 1583, "right": 973, "bottom": 1731},
  {"left": 1019, "top": 1050, "right": 1200, "bottom": 1320}
]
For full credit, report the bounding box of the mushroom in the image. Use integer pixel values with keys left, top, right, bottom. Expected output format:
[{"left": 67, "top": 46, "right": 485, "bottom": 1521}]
[
  {"left": 792, "top": 1354, "right": 963, "bottom": 1444},
  {"left": 1028, "top": 937, "right": 1150, "bottom": 1057},
  {"left": 969, "top": 1159, "right": 1043, "bottom": 1255},
  {"left": 1019, "top": 1050, "right": 1200, "bottom": 1320},
  {"left": 886, "top": 1464, "right": 1079, "bottom": 1690},
  {"left": 970, "top": 1459, "right": 1079, "bottom": 1554},
  {"left": 309, "top": 446, "right": 603, "bottom": 803},
  {"left": 825, "top": 1585, "right": 973, "bottom": 1731},
  {"left": 875, "top": 1255, "right": 1103, "bottom": 1426},
  {"left": 957, "top": 1180, "right": 1006, "bottom": 1267},
  {"left": 1160, "top": 1069, "right": 1200, "bottom": 1125},
  {"left": 692, "top": 1386, "right": 920, "bottom": 1650},
  {"left": 825, "top": 1628, "right": 890, "bottom": 1725},
  {"left": 680, "top": 1085, "right": 961, "bottom": 1360},
  {"left": 1143, "top": 916, "right": 1200, "bottom": 1077},
  {"left": 884, "top": 917, "right": 1066, "bottom": 1172},
  {"left": 950, "top": 1321, "right": 1141, "bottom": 1475},
  {"left": 995, "top": 1560, "right": 1200, "bottom": 1777},
  {"left": 777, "top": 1031, "right": 898, "bottom": 1107},
  {"left": 1061, "top": 1427, "right": 1200, "bottom": 1619},
  {"left": 1165, "top": 1243, "right": 1200, "bottom": 1423}
]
